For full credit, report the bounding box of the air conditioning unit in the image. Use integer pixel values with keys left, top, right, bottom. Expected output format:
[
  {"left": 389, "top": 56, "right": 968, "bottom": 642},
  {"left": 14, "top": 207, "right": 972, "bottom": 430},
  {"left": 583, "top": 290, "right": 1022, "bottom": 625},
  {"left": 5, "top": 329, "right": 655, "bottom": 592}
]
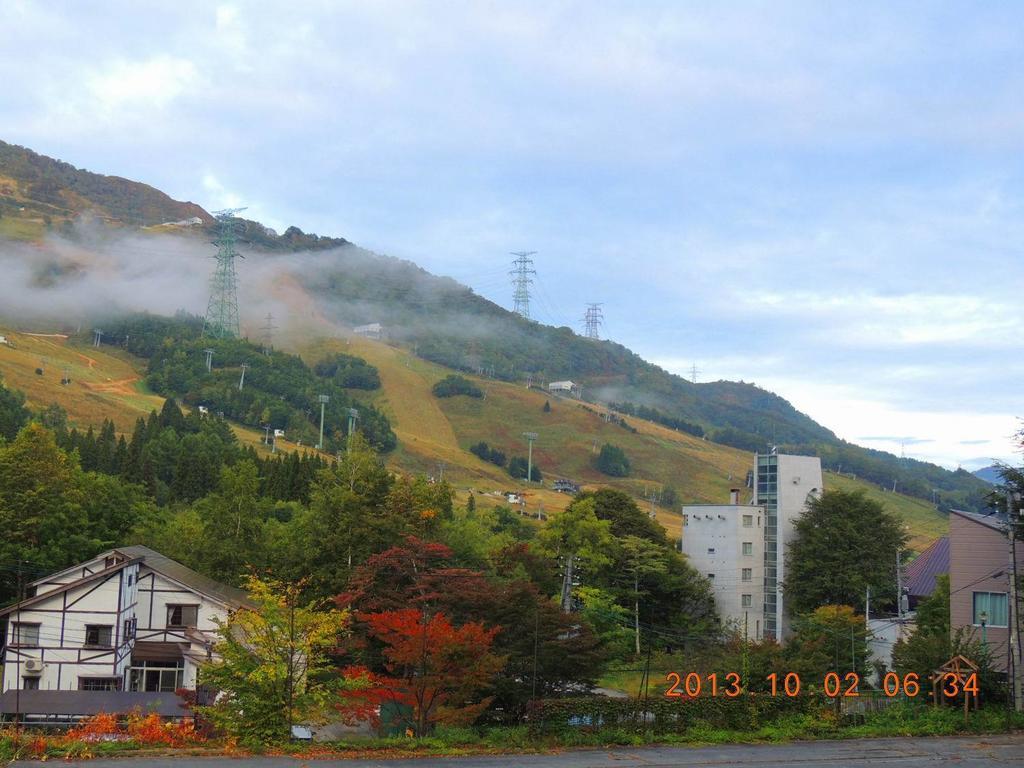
[{"left": 23, "top": 659, "right": 44, "bottom": 675}]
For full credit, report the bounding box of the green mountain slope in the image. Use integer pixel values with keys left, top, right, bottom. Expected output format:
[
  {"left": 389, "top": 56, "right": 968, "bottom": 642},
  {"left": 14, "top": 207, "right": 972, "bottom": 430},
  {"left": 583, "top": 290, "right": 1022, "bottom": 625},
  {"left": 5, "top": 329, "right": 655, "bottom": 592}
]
[{"left": 0, "top": 139, "right": 991, "bottom": 513}]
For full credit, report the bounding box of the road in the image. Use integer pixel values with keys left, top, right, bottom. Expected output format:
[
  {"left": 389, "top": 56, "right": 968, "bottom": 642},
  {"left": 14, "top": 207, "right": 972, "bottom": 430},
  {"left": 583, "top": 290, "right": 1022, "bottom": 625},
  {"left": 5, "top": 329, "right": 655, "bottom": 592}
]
[{"left": 17, "top": 734, "right": 1024, "bottom": 767}]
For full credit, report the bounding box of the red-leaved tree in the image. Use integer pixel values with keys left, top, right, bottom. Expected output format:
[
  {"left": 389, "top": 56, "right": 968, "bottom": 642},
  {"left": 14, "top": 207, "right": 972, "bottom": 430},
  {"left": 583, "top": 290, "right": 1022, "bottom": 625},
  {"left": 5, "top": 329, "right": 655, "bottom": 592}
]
[{"left": 338, "top": 608, "right": 505, "bottom": 735}]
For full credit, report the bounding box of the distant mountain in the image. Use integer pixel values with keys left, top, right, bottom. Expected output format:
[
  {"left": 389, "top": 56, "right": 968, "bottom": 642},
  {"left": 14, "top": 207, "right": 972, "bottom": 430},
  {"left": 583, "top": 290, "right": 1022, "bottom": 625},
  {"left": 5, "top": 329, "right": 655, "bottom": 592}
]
[
  {"left": 0, "top": 139, "right": 994, "bottom": 513},
  {"left": 973, "top": 465, "right": 1003, "bottom": 484},
  {"left": 0, "top": 140, "right": 211, "bottom": 227}
]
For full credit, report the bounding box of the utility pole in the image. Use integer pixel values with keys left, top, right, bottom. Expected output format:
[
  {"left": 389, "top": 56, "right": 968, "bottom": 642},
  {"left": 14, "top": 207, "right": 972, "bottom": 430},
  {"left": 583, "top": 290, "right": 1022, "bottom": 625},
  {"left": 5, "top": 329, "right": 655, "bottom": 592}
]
[
  {"left": 347, "top": 408, "right": 359, "bottom": 454},
  {"left": 509, "top": 251, "right": 537, "bottom": 320},
  {"left": 285, "top": 586, "right": 296, "bottom": 741},
  {"left": 238, "top": 363, "right": 248, "bottom": 391},
  {"left": 523, "top": 432, "right": 538, "bottom": 483},
  {"left": 1007, "top": 489, "right": 1022, "bottom": 711},
  {"left": 317, "top": 394, "right": 329, "bottom": 450},
  {"left": 261, "top": 312, "right": 277, "bottom": 355},
  {"left": 896, "top": 550, "right": 904, "bottom": 621}
]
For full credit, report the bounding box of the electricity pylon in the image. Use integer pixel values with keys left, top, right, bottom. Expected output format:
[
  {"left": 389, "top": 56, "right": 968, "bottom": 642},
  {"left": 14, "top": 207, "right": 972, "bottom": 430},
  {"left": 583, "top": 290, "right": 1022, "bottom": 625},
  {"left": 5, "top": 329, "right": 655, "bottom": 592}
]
[
  {"left": 583, "top": 303, "right": 603, "bottom": 340},
  {"left": 203, "top": 207, "right": 247, "bottom": 339},
  {"left": 509, "top": 251, "right": 536, "bottom": 320}
]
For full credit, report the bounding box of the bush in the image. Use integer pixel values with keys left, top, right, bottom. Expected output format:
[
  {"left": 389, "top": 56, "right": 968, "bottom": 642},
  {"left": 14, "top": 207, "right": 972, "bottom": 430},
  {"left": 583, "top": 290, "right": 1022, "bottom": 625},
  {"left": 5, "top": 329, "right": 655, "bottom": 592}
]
[
  {"left": 432, "top": 375, "right": 483, "bottom": 399},
  {"left": 469, "top": 441, "right": 506, "bottom": 467},
  {"left": 509, "top": 455, "right": 542, "bottom": 482},
  {"left": 596, "top": 443, "right": 631, "bottom": 477},
  {"left": 313, "top": 353, "right": 381, "bottom": 389}
]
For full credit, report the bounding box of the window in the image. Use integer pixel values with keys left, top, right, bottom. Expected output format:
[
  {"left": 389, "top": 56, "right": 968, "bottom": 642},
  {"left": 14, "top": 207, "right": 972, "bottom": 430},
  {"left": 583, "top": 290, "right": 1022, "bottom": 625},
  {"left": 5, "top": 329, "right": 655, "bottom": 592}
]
[
  {"left": 682, "top": 514, "right": 688, "bottom": 526},
  {"left": 167, "top": 605, "right": 199, "bottom": 628},
  {"left": 743, "top": 514, "right": 753, "bottom": 527},
  {"left": 128, "top": 661, "right": 184, "bottom": 693},
  {"left": 742, "top": 542, "right": 753, "bottom": 556},
  {"left": 79, "top": 677, "right": 120, "bottom": 691},
  {"left": 85, "top": 625, "right": 113, "bottom": 647},
  {"left": 742, "top": 594, "right": 752, "bottom": 608},
  {"left": 124, "top": 618, "right": 136, "bottom": 641},
  {"left": 973, "top": 592, "right": 1008, "bottom": 627},
  {"left": 707, "top": 547, "right": 716, "bottom": 554},
  {"left": 742, "top": 568, "right": 752, "bottom": 582},
  {"left": 11, "top": 623, "right": 40, "bottom": 647},
  {"left": 707, "top": 573, "right": 715, "bottom": 580},
  {"left": 127, "top": 573, "right": 134, "bottom": 586},
  {"left": 23, "top": 677, "right": 40, "bottom": 690}
]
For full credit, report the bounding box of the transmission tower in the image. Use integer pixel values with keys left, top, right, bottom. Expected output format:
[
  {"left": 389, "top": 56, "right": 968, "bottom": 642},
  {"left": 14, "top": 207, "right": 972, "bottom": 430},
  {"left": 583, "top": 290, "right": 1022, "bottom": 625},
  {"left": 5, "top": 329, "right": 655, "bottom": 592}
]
[
  {"left": 583, "top": 302, "right": 603, "bottom": 340},
  {"left": 509, "top": 251, "right": 537, "bottom": 320},
  {"left": 260, "top": 312, "right": 277, "bottom": 355},
  {"left": 203, "top": 207, "right": 247, "bottom": 339},
  {"left": 689, "top": 363, "right": 700, "bottom": 384}
]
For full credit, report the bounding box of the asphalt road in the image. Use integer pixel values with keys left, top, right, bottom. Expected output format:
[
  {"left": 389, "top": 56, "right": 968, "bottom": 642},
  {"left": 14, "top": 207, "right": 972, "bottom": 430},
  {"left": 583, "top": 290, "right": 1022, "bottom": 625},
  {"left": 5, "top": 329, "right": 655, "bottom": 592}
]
[{"left": 16, "top": 734, "right": 1024, "bottom": 767}]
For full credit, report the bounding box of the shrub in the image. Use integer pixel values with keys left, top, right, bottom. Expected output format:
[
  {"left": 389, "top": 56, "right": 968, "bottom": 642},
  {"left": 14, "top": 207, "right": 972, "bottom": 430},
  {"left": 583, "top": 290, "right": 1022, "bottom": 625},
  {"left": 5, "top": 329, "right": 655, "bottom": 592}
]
[
  {"left": 509, "top": 456, "right": 542, "bottom": 482},
  {"left": 469, "top": 441, "right": 506, "bottom": 467},
  {"left": 432, "top": 375, "right": 483, "bottom": 399},
  {"left": 595, "top": 443, "right": 630, "bottom": 477}
]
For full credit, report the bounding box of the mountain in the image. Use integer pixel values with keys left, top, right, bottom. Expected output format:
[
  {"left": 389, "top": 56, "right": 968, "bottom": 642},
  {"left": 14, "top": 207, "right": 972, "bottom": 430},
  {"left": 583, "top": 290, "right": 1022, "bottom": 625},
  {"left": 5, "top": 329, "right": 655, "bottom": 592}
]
[
  {"left": 973, "top": 465, "right": 1003, "bottom": 484},
  {"left": 0, "top": 139, "right": 993, "bottom": 513},
  {"left": 0, "top": 140, "right": 211, "bottom": 231}
]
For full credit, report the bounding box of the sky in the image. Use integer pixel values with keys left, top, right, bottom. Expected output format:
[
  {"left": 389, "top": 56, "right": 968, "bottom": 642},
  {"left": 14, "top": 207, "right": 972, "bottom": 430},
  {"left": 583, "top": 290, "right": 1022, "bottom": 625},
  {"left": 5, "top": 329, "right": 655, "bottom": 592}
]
[{"left": 1, "top": 0, "right": 1021, "bottom": 470}]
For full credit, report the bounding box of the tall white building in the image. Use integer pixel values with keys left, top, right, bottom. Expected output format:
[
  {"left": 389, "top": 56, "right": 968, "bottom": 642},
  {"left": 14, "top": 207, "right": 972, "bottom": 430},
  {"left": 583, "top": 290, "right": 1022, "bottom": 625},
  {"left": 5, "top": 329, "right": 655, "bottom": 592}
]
[
  {"left": 681, "top": 490, "right": 766, "bottom": 640},
  {"left": 754, "top": 452, "right": 823, "bottom": 641}
]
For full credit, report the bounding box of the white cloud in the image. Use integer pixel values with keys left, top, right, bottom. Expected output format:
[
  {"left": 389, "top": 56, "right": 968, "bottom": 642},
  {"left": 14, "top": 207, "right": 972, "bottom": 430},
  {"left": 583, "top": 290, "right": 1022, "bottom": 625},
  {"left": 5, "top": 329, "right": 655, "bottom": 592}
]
[{"left": 85, "top": 55, "right": 198, "bottom": 116}]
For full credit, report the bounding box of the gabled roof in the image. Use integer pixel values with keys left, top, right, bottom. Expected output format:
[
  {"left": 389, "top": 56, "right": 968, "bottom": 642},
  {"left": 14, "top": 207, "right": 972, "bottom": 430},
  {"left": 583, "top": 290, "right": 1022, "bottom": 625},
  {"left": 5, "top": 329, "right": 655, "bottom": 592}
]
[
  {"left": 113, "top": 545, "right": 253, "bottom": 608},
  {"left": 0, "top": 558, "right": 138, "bottom": 617},
  {"left": 905, "top": 536, "right": 949, "bottom": 598}
]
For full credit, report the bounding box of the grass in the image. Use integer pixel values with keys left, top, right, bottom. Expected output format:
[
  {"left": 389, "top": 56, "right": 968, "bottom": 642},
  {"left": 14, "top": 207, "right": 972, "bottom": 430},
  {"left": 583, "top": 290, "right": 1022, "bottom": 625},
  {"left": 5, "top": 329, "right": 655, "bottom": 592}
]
[
  {"left": 0, "top": 322, "right": 949, "bottom": 552},
  {"left": 825, "top": 471, "right": 947, "bottom": 553}
]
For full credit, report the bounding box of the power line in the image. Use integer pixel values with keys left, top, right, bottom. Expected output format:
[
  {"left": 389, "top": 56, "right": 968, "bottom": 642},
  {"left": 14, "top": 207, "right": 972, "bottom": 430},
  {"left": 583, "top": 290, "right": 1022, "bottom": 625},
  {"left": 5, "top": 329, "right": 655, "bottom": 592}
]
[{"left": 509, "top": 251, "right": 537, "bottom": 320}]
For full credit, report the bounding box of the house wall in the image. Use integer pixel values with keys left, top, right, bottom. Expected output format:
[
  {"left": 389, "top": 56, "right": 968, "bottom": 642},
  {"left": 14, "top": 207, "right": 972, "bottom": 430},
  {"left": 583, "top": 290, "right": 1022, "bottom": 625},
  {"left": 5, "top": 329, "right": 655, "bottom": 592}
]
[
  {"left": 134, "top": 570, "right": 230, "bottom": 688},
  {"left": 2, "top": 564, "right": 138, "bottom": 692},
  {"left": 949, "top": 512, "right": 1023, "bottom": 674},
  {"left": 681, "top": 504, "right": 765, "bottom": 640}
]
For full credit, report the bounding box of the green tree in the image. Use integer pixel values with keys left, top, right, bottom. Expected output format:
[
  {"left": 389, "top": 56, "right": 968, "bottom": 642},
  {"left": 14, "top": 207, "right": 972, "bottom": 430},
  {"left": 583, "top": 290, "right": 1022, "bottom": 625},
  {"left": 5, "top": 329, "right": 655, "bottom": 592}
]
[
  {"left": 620, "top": 535, "right": 669, "bottom": 654},
  {"left": 784, "top": 489, "right": 907, "bottom": 614},
  {"left": 0, "top": 379, "right": 30, "bottom": 441},
  {"left": 199, "top": 575, "right": 351, "bottom": 744},
  {"left": 784, "top": 604, "right": 871, "bottom": 683},
  {"left": 595, "top": 443, "right": 630, "bottom": 477},
  {"left": 193, "top": 460, "right": 266, "bottom": 584},
  {"left": 538, "top": 498, "right": 614, "bottom": 611},
  {"left": 0, "top": 424, "right": 94, "bottom": 601}
]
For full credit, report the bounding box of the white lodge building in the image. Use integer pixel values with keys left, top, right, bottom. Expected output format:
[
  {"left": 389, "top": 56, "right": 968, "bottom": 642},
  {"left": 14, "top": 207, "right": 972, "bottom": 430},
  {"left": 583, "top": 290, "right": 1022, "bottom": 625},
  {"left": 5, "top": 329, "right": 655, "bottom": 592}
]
[{"left": 0, "top": 545, "right": 250, "bottom": 720}]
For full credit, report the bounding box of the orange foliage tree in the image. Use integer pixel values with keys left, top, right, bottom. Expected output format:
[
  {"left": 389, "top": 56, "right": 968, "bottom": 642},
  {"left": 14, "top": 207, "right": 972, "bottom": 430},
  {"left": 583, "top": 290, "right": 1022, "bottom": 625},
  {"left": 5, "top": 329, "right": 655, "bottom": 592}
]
[{"left": 339, "top": 608, "right": 505, "bottom": 736}]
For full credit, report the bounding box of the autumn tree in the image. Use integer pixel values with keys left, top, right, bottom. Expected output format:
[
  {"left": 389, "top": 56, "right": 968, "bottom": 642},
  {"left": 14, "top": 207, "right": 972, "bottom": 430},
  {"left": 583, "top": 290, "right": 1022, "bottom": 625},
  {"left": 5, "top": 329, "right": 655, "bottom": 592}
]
[
  {"left": 198, "top": 575, "right": 350, "bottom": 744},
  {"left": 350, "top": 608, "right": 505, "bottom": 735}
]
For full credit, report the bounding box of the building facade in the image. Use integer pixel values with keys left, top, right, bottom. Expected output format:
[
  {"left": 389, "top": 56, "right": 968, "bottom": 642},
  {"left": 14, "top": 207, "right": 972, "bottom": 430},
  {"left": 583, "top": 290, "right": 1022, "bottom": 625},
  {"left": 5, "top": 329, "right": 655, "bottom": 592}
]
[
  {"left": 949, "top": 509, "right": 1023, "bottom": 675},
  {"left": 1, "top": 546, "right": 250, "bottom": 697},
  {"left": 681, "top": 490, "right": 765, "bottom": 640},
  {"left": 753, "top": 452, "right": 823, "bottom": 641}
]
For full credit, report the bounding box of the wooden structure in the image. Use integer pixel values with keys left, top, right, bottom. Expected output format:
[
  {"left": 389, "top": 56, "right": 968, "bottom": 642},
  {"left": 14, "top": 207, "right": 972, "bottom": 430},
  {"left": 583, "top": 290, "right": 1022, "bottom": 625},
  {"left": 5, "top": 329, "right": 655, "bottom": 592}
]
[{"left": 930, "top": 654, "right": 980, "bottom": 720}]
